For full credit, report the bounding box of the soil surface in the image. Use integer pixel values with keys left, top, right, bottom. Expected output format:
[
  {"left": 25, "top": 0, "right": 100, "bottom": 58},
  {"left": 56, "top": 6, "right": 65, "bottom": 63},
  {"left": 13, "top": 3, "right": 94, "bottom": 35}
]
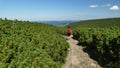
[{"left": 62, "top": 35, "right": 101, "bottom": 68}]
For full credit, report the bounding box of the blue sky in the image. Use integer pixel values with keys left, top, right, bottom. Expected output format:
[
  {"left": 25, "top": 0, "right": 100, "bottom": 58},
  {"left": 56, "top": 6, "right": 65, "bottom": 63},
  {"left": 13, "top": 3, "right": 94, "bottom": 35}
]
[{"left": 0, "top": 0, "right": 120, "bottom": 21}]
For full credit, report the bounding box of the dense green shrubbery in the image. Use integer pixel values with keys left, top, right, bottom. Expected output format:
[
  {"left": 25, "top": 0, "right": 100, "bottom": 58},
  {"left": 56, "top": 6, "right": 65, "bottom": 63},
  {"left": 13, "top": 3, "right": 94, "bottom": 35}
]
[
  {"left": 0, "top": 19, "right": 69, "bottom": 68},
  {"left": 73, "top": 27, "right": 120, "bottom": 68}
]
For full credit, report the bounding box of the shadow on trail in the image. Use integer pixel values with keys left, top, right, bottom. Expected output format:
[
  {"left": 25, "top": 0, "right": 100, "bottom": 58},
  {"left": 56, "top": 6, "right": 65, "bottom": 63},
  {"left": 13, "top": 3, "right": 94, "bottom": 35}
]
[
  {"left": 75, "top": 42, "right": 102, "bottom": 66},
  {"left": 82, "top": 47, "right": 100, "bottom": 62},
  {"left": 72, "top": 36, "right": 120, "bottom": 68},
  {"left": 72, "top": 36, "right": 101, "bottom": 65}
]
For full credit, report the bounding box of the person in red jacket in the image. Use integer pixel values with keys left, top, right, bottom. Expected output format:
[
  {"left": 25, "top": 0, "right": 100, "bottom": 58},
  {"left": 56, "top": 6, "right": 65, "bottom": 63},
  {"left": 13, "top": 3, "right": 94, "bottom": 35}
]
[{"left": 67, "top": 26, "right": 72, "bottom": 36}]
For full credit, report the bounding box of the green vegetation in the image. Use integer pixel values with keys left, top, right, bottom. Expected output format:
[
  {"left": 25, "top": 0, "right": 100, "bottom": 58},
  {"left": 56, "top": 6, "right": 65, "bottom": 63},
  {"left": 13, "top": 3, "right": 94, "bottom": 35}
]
[
  {"left": 0, "top": 18, "right": 69, "bottom": 68},
  {"left": 67, "top": 18, "right": 120, "bottom": 28},
  {"left": 73, "top": 27, "right": 120, "bottom": 67},
  {"left": 0, "top": 17, "right": 120, "bottom": 68},
  {"left": 71, "top": 18, "right": 120, "bottom": 68}
]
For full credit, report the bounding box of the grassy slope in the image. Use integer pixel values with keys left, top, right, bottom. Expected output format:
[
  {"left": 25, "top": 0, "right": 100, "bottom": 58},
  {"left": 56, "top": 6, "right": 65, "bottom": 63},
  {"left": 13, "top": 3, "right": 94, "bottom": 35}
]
[
  {"left": 67, "top": 18, "right": 120, "bottom": 28},
  {"left": 0, "top": 19, "right": 69, "bottom": 68}
]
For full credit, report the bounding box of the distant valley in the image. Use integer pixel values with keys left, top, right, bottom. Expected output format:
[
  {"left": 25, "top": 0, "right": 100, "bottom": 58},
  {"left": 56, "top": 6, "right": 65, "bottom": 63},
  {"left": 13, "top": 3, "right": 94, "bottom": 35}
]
[{"left": 35, "top": 20, "right": 77, "bottom": 26}]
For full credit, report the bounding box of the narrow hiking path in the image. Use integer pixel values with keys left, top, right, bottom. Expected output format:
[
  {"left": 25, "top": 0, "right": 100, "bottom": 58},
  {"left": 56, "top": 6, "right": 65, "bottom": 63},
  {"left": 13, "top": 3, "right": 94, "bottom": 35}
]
[{"left": 62, "top": 35, "right": 101, "bottom": 68}]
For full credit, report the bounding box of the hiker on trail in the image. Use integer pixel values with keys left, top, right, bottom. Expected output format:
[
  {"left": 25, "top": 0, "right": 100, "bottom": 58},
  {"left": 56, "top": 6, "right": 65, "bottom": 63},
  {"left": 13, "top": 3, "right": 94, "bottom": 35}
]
[{"left": 66, "top": 26, "right": 72, "bottom": 37}]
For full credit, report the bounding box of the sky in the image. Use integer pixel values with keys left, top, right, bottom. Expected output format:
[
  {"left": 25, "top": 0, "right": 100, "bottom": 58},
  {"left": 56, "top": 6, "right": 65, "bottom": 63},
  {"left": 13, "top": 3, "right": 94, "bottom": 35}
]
[{"left": 0, "top": 0, "right": 120, "bottom": 21}]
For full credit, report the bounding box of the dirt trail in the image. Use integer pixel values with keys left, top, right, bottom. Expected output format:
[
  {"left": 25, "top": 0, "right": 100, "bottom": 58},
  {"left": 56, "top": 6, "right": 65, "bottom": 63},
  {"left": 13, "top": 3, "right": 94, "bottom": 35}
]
[{"left": 62, "top": 35, "right": 101, "bottom": 68}]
